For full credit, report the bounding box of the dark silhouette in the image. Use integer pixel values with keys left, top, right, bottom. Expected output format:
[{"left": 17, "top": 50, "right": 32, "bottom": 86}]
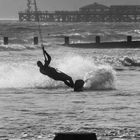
[
  {"left": 74, "top": 79, "right": 85, "bottom": 92},
  {"left": 53, "top": 133, "right": 97, "bottom": 140},
  {"left": 37, "top": 47, "right": 74, "bottom": 88},
  {"left": 121, "top": 57, "right": 140, "bottom": 66}
]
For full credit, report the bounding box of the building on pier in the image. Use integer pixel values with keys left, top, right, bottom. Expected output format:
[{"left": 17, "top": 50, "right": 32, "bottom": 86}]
[
  {"left": 18, "top": 1, "right": 140, "bottom": 22},
  {"left": 79, "top": 2, "right": 110, "bottom": 12}
]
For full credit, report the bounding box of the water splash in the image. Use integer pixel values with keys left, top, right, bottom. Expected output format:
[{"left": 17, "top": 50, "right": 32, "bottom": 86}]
[
  {"left": 84, "top": 65, "right": 116, "bottom": 90},
  {"left": 0, "top": 55, "right": 116, "bottom": 90},
  {"left": 57, "top": 55, "right": 116, "bottom": 90}
]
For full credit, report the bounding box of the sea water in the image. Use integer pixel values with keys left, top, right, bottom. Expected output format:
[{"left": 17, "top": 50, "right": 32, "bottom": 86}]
[{"left": 0, "top": 21, "right": 139, "bottom": 140}]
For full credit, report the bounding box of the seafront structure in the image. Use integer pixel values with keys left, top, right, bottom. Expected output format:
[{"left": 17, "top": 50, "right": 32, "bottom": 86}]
[{"left": 19, "top": 1, "right": 140, "bottom": 22}]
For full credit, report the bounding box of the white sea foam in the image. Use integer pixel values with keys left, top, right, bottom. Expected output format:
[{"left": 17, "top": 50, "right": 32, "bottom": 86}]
[
  {"left": 84, "top": 65, "right": 116, "bottom": 90},
  {"left": 0, "top": 62, "right": 45, "bottom": 88},
  {"left": 0, "top": 55, "right": 116, "bottom": 90}
]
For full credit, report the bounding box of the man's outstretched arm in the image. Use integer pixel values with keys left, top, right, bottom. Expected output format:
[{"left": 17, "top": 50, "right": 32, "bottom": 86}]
[
  {"left": 42, "top": 47, "right": 51, "bottom": 65},
  {"left": 44, "top": 50, "right": 51, "bottom": 64}
]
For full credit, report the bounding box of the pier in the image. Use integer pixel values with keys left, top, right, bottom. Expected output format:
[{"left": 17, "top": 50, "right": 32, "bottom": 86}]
[{"left": 19, "top": 1, "right": 140, "bottom": 22}]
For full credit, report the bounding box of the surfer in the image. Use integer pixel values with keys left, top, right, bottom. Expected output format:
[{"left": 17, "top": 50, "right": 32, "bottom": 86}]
[
  {"left": 121, "top": 57, "right": 140, "bottom": 66},
  {"left": 37, "top": 47, "right": 74, "bottom": 88}
]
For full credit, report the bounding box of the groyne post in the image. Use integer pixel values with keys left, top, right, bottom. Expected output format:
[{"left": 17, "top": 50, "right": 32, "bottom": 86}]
[
  {"left": 34, "top": 37, "right": 38, "bottom": 45},
  {"left": 95, "top": 36, "right": 100, "bottom": 44},
  {"left": 127, "top": 36, "right": 132, "bottom": 43},
  {"left": 53, "top": 133, "right": 97, "bottom": 140},
  {"left": 4, "top": 37, "right": 8, "bottom": 45},
  {"left": 64, "top": 36, "right": 70, "bottom": 45}
]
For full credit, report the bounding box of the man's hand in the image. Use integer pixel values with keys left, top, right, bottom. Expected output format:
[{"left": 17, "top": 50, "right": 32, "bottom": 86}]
[{"left": 41, "top": 45, "right": 45, "bottom": 51}]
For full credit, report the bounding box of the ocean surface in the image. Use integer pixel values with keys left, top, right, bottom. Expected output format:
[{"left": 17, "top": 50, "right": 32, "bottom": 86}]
[{"left": 0, "top": 20, "right": 140, "bottom": 140}]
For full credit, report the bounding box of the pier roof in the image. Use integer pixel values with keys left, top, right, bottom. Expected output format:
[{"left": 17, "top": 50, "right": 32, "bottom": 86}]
[
  {"left": 79, "top": 2, "right": 109, "bottom": 10},
  {"left": 110, "top": 5, "right": 140, "bottom": 7}
]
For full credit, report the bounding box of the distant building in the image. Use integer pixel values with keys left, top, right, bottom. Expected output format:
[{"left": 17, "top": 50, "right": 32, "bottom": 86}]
[
  {"left": 18, "top": 2, "right": 140, "bottom": 22},
  {"left": 79, "top": 2, "right": 109, "bottom": 12}
]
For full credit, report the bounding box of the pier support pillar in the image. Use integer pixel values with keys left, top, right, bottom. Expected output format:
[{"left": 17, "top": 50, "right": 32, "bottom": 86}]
[
  {"left": 4, "top": 37, "right": 8, "bottom": 45},
  {"left": 127, "top": 36, "right": 132, "bottom": 43},
  {"left": 95, "top": 36, "right": 100, "bottom": 44},
  {"left": 64, "top": 36, "right": 69, "bottom": 45},
  {"left": 34, "top": 37, "right": 38, "bottom": 45},
  {"left": 53, "top": 133, "right": 97, "bottom": 140}
]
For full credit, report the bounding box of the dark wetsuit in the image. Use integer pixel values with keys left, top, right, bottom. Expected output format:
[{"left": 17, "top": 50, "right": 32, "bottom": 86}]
[
  {"left": 39, "top": 50, "right": 74, "bottom": 88},
  {"left": 122, "top": 57, "right": 140, "bottom": 66}
]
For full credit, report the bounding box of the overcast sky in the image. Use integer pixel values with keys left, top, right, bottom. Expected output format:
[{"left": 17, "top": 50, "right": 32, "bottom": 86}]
[{"left": 1, "top": 0, "right": 140, "bottom": 19}]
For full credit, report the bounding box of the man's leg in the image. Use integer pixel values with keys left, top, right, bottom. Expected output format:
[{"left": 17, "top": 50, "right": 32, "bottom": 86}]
[
  {"left": 68, "top": 77, "right": 74, "bottom": 87},
  {"left": 57, "top": 72, "right": 74, "bottom": 88},
  {"left": 64, "top": 80, "right": 73, "bottom": 88},
  {"left": 64, "top": 77, "right": 74, "bottom": 88}
]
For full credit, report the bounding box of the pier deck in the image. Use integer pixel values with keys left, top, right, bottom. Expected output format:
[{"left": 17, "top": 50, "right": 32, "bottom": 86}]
[{"left": 19, "top": 2, "right": 140, "bottom": 22}]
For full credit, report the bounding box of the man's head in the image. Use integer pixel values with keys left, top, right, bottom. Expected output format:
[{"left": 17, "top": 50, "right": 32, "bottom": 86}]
[
  {"left": 124, "top": 57, "right": 133, "bottom": 64},
  {"left": 37, "top": 61, "right": 43, "bottom": 67}
]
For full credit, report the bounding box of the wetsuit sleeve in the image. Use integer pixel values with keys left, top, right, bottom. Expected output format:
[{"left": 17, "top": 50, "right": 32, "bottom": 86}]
[{"left": 44, "top": 50, "right": 51, "bottom": 65}]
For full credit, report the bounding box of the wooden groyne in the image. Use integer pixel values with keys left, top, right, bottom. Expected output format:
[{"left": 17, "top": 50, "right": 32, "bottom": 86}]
[
  {"left": 2, "top": 37, "right": 38, "bottom": 45},
  {"left": 3, "top": 36, "right": 140, "bottom": 49},
  {"left": 63, "top": 36, "right": 140, "bottom": 48}
]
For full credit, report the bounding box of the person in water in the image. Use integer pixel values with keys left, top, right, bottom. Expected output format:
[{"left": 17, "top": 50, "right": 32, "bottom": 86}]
[
  {"left": 37, "top": 47, "right": 74, "bottom": 88},
  {"left": 121, "top": 57, "right": 140, "bottom": 66}
]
